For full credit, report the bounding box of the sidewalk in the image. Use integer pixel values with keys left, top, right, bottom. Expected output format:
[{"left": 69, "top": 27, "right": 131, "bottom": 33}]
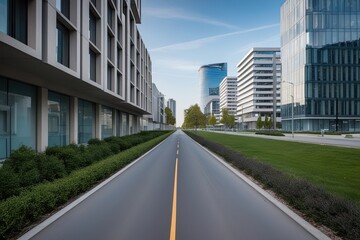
[{"left": 205, "top": 130, "right": 360, "bottom": 149}]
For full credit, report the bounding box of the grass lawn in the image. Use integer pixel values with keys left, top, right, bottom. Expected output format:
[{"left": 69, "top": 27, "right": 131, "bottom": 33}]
[{"left": 194, "top": 131, "right": 360, "bottom": 204}]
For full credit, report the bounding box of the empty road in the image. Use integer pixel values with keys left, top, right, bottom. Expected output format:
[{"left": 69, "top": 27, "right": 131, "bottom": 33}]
[{"left": 22, "top": 130, "right": 325, "bottom": 240}]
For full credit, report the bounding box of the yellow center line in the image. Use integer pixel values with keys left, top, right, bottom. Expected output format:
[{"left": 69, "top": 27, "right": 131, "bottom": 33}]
[
  {"left": 170, "top": 141, "right": 180, "bottom": 240},
  {"left": 170, "top": 157, "right": 178, "bottom": 240}
]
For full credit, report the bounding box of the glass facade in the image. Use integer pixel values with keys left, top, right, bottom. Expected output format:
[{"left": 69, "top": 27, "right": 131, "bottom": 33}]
[
  {"left": 48, "top": 91, "right": 70, "bottom": 147},
  {"left": 0, "top": 77, "right": 36, "bottom": 159},
  {"left": 101, "top": 105, "right": 113, "bottom": 139},
  {"left": 78, "top": 99, "right": 95, "bottom": 144},
  {"left": 199, "top": 63, "right": 227, "bottom": 113},
  {"left": 56, "top": 21, "right": 70, "bottom": 67},
  {"left": 281, "top": 0, "right": 360, "bottom": 132}
]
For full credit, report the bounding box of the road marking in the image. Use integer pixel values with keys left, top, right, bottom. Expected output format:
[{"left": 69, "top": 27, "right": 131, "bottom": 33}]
[{"left": 170, "top": 157, "right": 178, "bottom": 240}]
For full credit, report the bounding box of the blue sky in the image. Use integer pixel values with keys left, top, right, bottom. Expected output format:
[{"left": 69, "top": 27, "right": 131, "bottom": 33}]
[{"left": 138, "top": 0, "right": 285, "bottom": 126}]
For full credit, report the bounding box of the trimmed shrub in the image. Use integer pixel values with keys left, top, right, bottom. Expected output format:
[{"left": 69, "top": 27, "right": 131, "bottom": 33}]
[
  {"left": 88, "top": 138, "right": 102, "bottom": 145},
  {"left": 255, "top": 131, "right": 285, "bottom": 136},
  {"left": 36, "top": 154, "right": 66, "bottom": 181},
  {"left": 46, "top": 145, "right": 84, "bottom": 173},
  {"left": 0, "top": 168, "right": 20, "bottom": 199}
]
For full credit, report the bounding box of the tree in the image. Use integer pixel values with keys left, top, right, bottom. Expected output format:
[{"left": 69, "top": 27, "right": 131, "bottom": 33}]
[
  {"left": 264, "top": 115, "right": 269, "bottom": 129},
  {"left": 183, "top": 104, "right": 206, "bottom": 129},
  {"left": 256, "top": 115, "right": 263, "bottom": 129},
  {"left": 269, "top": 115, "right": 274, "bottom": 129},
  {"left": 165, "top": 107, "right": 176, "bottom": 125},
  {"left": 208, "top": 114, "right": 217, "bottom": 126},
  {"left": 220, "top": 108, "right": 235, "bottom": 129}
]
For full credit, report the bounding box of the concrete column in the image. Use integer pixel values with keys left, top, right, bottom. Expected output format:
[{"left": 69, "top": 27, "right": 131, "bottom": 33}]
[
  {"left": 37, "top": 88, "right": 48, "bottom": 152},
  {"left": 70, "top": 97, "right": 78, "bottom": 144}
]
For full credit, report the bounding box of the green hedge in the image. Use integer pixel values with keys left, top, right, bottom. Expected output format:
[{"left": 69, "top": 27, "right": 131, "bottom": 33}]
[
  {"left": 0, "top": 131, "right": 169, "bottom": 201},
  {"left": 0, "top": 132, "right": 172, "bottom": 240},
  {"left": 255, "top": 131, "right": 285, "bottom": 136}
]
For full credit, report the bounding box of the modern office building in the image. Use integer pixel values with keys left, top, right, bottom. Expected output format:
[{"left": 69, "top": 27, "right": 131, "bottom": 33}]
[
  {"left": 204, "top": 98, "right": 220, "bottom": 118},
  {"left": 0, "top": 0, "right": 152, "bottom": 159},
  {"left": 167, "top": 98, "right": 176, "bottom": 118},
  {"left": 198, "top": 63, "right": 227, "bottom": 113},
  {"left": 236, "top": 48, "right": 281, "bottom": 129},
  {"left": 219, "top": 76, "right": 237, "bottom": 115},
  {"left": 151, "top": 83, "right": 165, "bottom": 124},
  {"left": 281, "top": 0, "right": 360, "bottom": 132}
]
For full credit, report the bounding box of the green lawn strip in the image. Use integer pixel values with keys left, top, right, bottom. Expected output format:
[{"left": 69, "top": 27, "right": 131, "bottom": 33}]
[
  {"left": 0, "top": 132, "right": 172, "bottom": 240},
  {"left": 194, "top": 131, "right": 360, "bottom": 204},
  {"left": 185, "top": 131, "right": 360, "bottom": 240}
]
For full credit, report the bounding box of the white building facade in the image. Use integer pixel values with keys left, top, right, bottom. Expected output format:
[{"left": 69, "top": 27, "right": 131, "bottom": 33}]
[
  {"left": 219, "top": 76, "right": 237, "bottom": 115},
  {"left": 236, "top": 48, "right": 281, "bottom": 129},
  {"left": 0, "top": 0, "right": 152, "bottom": 159}
]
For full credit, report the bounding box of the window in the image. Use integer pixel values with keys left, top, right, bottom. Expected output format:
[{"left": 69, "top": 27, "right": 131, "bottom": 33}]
[
  {"left": 78, "top": 99, "right": 95, "bottom": 144},
  {"left": 107, "top": 65, "right": 112, "bottom": 90},
  {"left": 56, "top": 21, "right": 70, "bottom": 67},
  {"left": 48, "top": 91, "right": 70, "bottom": 147},
  {"left": 0, "top": 0, "right": 28, "bottom": 44},
  {"left": 101, "top": 106, "right": 113, "bottom": 139},
  {"left": 56, "top": 0, "right": 70, "bottom": 19},
  {"left": 89, "top": 49, "right": 96, "bottom": 81},
  {"left": 89, "top": 10, "right": 96, "bottom": 44},
  {"left": 108, "top": 2, "right": 114, "bottom": 30},
  {"left": 0, "top": 78, "right": 36, "bottom": 159}
]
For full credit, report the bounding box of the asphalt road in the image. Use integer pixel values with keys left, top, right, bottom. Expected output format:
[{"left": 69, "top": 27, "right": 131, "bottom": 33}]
[{"left": 24, "top": 130, "right": 321, "bottom": 240}]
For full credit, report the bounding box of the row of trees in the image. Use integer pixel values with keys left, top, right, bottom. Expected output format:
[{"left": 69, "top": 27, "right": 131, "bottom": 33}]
[
  {"left": 182, "top": 104, "right": 235, "bottom": 129},
  {"left": 256, "top": 115, "right": 281, "bottom": 129},
  {"left": 165, "top": 107, "right": 176, "bottom": 125}
]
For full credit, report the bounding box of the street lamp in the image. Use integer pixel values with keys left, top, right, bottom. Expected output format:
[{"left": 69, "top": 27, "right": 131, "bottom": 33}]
[{"left": 283, "top": 81, "right": 294, "bottom": 138}]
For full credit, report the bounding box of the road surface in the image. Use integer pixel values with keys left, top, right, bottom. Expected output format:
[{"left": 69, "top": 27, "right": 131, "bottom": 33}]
[{"left": 22, "top": 130, "right": 324, "bottom": 240}]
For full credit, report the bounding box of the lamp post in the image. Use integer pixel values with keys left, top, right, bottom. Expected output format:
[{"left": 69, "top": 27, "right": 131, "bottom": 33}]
[{"left": 283, "top": 81, "right": 294, "bottom": 138}]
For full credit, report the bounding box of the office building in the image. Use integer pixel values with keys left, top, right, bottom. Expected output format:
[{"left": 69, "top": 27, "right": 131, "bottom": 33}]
[
  {"left": 219, "top": 76, "right": 237, "bottom": 115},
  {"left": 151, "top": 83, "right": 165, "bottom": 124},
  {"left": 198, "top": 63, "right": 227, "bottom": 113},
  {"left": 204, "top": 98, "right": 220, "bottom": 118},
  {"left": 0, "top": 0, "right": 152, "bottom": 159},
  {"left": 236, "top": 48, "right": 281, "bottom": 129},
  {"left": 281, "top": 0, "right": 360, "bottom": 131},
  {"left": 167, "top": 98, "right": 176, "bottom": 118}
]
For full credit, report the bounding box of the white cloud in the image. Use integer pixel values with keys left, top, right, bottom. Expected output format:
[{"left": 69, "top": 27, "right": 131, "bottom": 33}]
[
  {"left": 143, "top": 7, "right": 239, "bottom": 30},
  {"left": 150, "top": 23, "right": 280, "bottom": 53}
]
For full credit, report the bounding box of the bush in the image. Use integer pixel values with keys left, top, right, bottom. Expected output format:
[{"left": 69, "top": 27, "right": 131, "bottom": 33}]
[
  {"left": 88, "top": 138, "right": 102, "bottom": 145},
  {"left": 0, "top": 132, "right": 172, "bottom": 240},
  {"left": 0, "top": 169, "right": 20, "bottom": 199},
  {"left": 185, "top": 131, "right": 360, "bottom": 240},
  {"left": 255, "top": 131, "right": 285, "bottom": 136},
  {"left": 36, "top": 154, "right": 66, "bottom": 181},
  {"left": 46, "top": 145, "right": 84, "bottom": 173}
]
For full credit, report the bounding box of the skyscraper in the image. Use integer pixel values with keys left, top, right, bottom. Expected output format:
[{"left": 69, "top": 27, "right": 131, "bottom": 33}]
[
  {"left": 167, "top": 98, "right": 176, "bottom": 118},
  {"left": 219, "top": 76, "right": 237, "bottom": 115},
  {"left": 281, "top": 0, "right": 360, "bottom": 132},
  {"left": 198, "top": 63, "right": 227, "bottom": 114}
]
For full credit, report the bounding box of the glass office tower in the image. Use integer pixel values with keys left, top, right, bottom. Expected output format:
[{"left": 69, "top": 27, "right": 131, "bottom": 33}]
[
  {"left": 281, "top": 0, "right": 360, "bottom": 132},
  {"left": 199, "top": 63, "right": 227, "bottom": 113}
]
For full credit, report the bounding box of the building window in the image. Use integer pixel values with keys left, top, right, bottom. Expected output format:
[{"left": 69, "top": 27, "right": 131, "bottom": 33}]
[
  {"left": 89, "top": 49, "right": 96, "bottom": 81},
  {"left": 101, "top": 106, "right": 113, "bottom": 139},
  {"left": 0, "top": 0, "right": 28, "bottom": 44},
  {"left": 78, "top": 99, "right": 95, "bottom": 144},
  {"left": 107, "top": 65, "right": 112, "bottom": 90},
  {"left": 56, "top": 21, "right": 70, "bottom": 67},
  {"left": 89, "top": 10, "right": 96, "bottom": 45},
  {"left": 108, "top": 2, "right": 114, "bottom": 30},
  {"left": 0, "top": 77, "right": 36, "bottom": 159},
  {"left": 48, "top": 91, "right": 70, "bottom": 147},
  {"left": 56, "top": 0, "right": 70, "bottom": 19}
]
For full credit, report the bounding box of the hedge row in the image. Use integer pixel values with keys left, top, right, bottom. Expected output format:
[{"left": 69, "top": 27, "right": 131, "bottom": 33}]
[
  {"left": 0, "top": 132, "right": 172, "bottom": 240},
  {"left": 255, "top": 131, "right": 285, "bottom": 136},
  {"left": 0, "top": 131, "right": 169, "bottom": 201},
  {"left": 185, "top": 131, "right": 360, "bottom": 240}
]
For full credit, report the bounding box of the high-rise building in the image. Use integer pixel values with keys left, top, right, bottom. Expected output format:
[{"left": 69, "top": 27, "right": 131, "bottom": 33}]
[
  {"left": 204, "top": 99, "right": 220, "bottom": 118},
  {"left": 219, "top": 76, "right": 237, "bottom": 115},
  {"left": 0, "top": 0, "right": 152, "bottom": 159},
  {"left": 281, "top": 0, "right": 360, "bottom": 132},
  {"left": 151, "top": 83, "right": 165, "bottom": 124},
  {"left": 236, "top": 48, "right": 281, "bottom": 129},
  {"left": 167, "top": 98, "right": 176, "bottom": 118},
  {"left": 198, "top": 63, "right": 227, "bottom": 113}
]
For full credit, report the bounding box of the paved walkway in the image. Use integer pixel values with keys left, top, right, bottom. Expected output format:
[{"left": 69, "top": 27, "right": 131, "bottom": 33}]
[{"left": 206, "top": 130, "right": 360, "bottom": 149}]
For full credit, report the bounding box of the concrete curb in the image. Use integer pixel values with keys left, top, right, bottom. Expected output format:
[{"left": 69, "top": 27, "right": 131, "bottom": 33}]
[
  {"left": 186, "top": 133, "right": 331, "bottom": 240},
  {"left": 18, "top": 134, "right": 173, "bottom": 240}
]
